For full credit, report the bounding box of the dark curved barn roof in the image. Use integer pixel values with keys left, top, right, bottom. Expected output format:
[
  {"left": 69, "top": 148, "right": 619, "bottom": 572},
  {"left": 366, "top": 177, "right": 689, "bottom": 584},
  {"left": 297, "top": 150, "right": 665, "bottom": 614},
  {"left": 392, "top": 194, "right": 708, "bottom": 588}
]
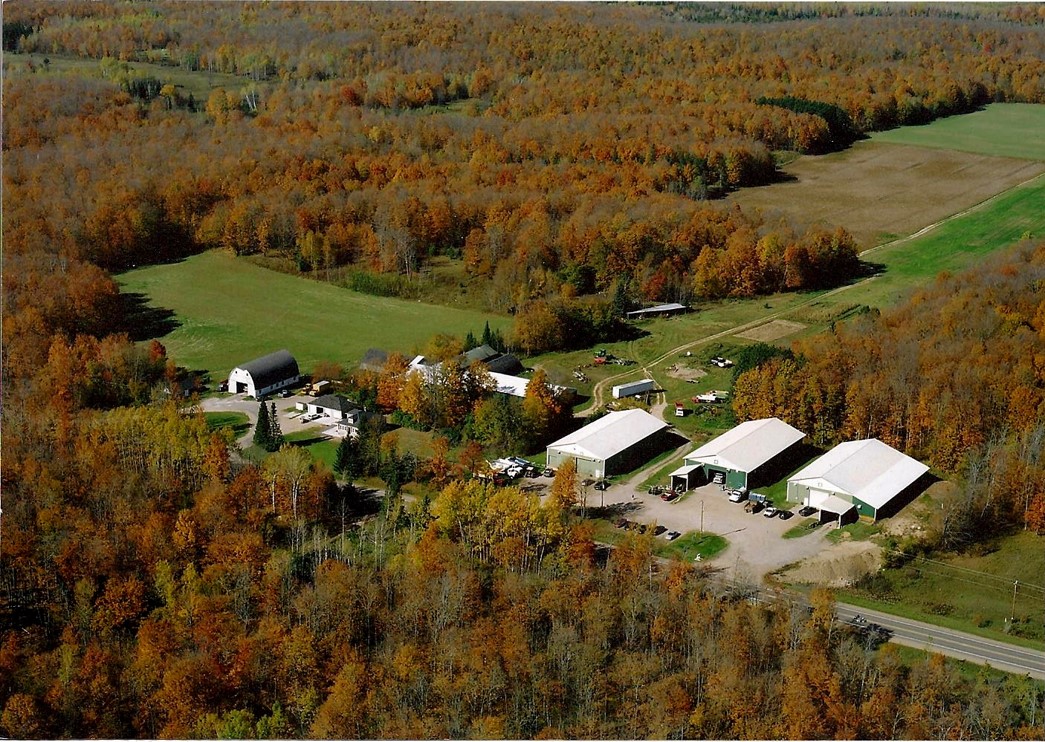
[{"left": 238, "top": 349, "right": 299, "bottom": 389}]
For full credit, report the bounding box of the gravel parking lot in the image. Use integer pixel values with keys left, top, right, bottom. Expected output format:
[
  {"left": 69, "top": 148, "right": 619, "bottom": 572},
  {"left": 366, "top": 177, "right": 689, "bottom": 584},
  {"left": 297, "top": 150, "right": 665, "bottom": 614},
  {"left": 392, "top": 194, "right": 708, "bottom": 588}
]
[{"left": 593, "top": 480, "right": 834, "bottom": 583}]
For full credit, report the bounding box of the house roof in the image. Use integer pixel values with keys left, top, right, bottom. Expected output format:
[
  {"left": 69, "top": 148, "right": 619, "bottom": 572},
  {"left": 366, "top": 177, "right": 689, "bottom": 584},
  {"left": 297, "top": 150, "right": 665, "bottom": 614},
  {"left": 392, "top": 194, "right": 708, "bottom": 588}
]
[
  {"left": 462, "top": 344, "right": 500, "bottom": 364},
  {"left": 685, "top": 417, "right": 805, "bottom": 473},
  {"left": 788, "top": 439, "right": 929, "bottom": 510},
  {"left": 485, "top": 353, "right": 525, "bottom": 375},
  {"left": 489, "top": 372, "right": 573, "bottom": 399},
  {"left": 311, "top": 394, "right": 358, "bottom": 414},
  {"left": 548, "top": 409, "right": 668, "bottom": 461},
  {"left": 236, "top": 350, "right": 299, "bottom": 390}
]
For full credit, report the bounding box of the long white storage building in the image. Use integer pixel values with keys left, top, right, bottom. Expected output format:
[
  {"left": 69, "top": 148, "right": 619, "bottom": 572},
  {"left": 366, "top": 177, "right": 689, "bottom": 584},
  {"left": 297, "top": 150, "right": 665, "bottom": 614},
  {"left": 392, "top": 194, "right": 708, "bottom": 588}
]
[
  {"left": 671, "top": 417, "right": 805, "bottom": 491},
  {"left": 546, "top": 409, "right": 669, "bottom": 479},
  {"left": 786, "top": 438, "right": 929, "bottom": 523}
]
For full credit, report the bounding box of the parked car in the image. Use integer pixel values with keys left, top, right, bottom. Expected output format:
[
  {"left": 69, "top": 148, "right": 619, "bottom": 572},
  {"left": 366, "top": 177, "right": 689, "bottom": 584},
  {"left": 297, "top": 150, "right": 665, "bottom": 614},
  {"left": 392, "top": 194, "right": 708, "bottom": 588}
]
[
  {"left": 727, "top": 489, "right": 747, "bottom": 503},
  {"left": 665, "top": 530, "right": 681, "bottom": 541},
  {"left": 747, "top": 502, "right": 763, "bottom": 514},
  {"left": 218, "top": 381, "right": 229, "bottom": 392},
  {"left": 280, "top": 389, "right": 291, "bottom": 398},
  {"left": 762, "top": 505, "right": 779, "bottom": 518},
  {"left": 542, "top": 468, "right": 554, "bottom": 477},
  {"left": 777, "top": 510, "right": 794, "bottom": 520},
  {"left": 653, "top": 525, "right": 667, "bottom": 536},
  {"left": 798, "top": 505, "right": 817, "bottom": 517},
  {"left": 661, "top": 492, "right": 679, "bottom": 502},
  {"left": 594, "top": 479, "right": 610, "bottom": 490},
  {"left": 525, "top": 468, "right": 540, "bottom": 478}
]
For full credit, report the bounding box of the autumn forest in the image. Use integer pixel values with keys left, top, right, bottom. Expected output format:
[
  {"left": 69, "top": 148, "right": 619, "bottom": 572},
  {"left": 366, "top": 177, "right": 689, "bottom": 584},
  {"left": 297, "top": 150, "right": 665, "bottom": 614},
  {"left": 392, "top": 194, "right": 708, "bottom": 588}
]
[{"left": 2, "top": 2, "right": 1045, "bottom": 739}]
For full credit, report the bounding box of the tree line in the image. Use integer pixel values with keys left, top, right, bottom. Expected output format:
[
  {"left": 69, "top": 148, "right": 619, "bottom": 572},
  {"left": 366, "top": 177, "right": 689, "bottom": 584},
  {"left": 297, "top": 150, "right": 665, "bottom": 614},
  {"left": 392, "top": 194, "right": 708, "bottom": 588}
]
[{"left": 730, "top": 241, "right": 1045, "bottom": 547}]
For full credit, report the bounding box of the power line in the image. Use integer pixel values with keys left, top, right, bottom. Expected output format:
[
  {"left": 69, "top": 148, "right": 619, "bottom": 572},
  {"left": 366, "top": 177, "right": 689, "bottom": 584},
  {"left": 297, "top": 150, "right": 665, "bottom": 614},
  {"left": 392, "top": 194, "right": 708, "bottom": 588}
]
[{"left": 883, "top": 548, "right": 1045, "bottom": 593}]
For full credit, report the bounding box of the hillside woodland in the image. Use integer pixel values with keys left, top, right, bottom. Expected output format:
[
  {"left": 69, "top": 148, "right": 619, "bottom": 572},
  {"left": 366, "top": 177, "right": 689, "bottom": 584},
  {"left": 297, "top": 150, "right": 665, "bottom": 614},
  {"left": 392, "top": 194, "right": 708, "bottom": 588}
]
[
  {"left": 2, "top": 3, "right": 1045, "bottom": 739},
  {"left": 5, "top": 2, "right": 1045, "bottom": 364}
]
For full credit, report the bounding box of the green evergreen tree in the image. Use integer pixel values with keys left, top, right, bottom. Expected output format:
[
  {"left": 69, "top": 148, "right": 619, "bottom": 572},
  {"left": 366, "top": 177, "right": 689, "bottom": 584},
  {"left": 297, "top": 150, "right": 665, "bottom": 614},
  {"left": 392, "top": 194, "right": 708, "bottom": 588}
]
[
  {"left": 380, "top": 448, "right": 403, "bottom": 497},
  {"left": 253, "top": 401, "right": 271, "bottom": 450},
  {"left": 481, "top": 321, "right": 493, "bottom": 347},
  {"left": 333, "top": 434, "right": 360, "bottom": 480},
  {"left": 611, "top": 277, "right": 632, "bottom": 319},
  {"left": 267, "top": 401, "right": 284, "bottom": 452},
  {"left": 464, "top": 330, "right": 478, "bottom": 351}
]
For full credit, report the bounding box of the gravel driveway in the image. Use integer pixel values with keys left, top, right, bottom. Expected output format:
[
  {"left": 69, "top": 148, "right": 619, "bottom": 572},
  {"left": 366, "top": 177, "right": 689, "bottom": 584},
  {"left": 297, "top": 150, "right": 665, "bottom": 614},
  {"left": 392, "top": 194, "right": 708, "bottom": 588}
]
[{"left": 594, "top": 480, "right": 834, "bottom": 583}]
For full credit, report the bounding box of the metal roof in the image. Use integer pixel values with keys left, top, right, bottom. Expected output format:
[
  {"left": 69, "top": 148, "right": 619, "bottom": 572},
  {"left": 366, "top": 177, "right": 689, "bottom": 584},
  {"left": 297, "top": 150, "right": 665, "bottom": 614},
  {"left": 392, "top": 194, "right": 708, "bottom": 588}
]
[
  {"left": 626, "top": 303, "right": 688, "bottom": 318},
  {"left": 670, "top": 463, "right": 701, "bottom": 477},
  {"left": 788, "top": 439, "right": 929, "bottom": 510},
  {"left": 548, "top": 409, "right": 668, "bottom": 461},
  {"left": 236, "top": 350, "right": 299, "bottom": 390},
  {"left": 819, "top": 494, "right": 857, "bottom": 516},
  {"left": 311, "top": 394, "right": 358, "bottom": 414},
  {"left": 685, "top": 417, "right": 805, "bottom": 473}
]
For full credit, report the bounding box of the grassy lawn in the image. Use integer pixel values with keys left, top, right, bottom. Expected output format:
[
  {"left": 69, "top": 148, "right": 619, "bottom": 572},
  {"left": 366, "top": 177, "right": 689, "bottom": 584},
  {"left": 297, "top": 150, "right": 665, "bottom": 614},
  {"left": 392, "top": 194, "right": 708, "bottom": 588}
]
[
  {"left": 884, "top": 644, "right": 1025, "bottom": 683},
  {"left": 839, "top": 531, "right": 1045, "bottom": 647},
  {"left": 826, "top": 520, "right": 882, "bottom": 544},
  {"left": 659, "top": 531, "right": 728, "bottom": 561},
  {"left": 871, "top": 103, "right": 1045, "bottom": 161},
  {"left": 203, "top": 411, "right": 251, "bottom": 437},
  {"left": 589, "top": 519, "right": 728, "bottom": 561},
  {"left": 117, "top": 250, "right": 511, "bottom": 378},
  {"left": 783, "top": 518, "right": 822, "bottom": 539}
]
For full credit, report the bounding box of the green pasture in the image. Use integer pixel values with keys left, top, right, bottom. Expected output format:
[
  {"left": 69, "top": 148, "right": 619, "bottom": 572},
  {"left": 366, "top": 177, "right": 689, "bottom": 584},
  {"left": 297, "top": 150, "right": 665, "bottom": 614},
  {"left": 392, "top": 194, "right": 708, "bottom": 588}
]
[
  {"left": 823, "top": 173, "right": 1045, "bottom": 310},
  {"left": 117, "top": 250, "right": 511, "bottom": 378},
  {"left": 871, "top": 103, "right": 1045, "bottom": 161},
  {"left": 4, "top": 52, "right": 250, "bottom": 102},
  {"left": 840, "top": 531, "right": 1045, "bottom": 647}
]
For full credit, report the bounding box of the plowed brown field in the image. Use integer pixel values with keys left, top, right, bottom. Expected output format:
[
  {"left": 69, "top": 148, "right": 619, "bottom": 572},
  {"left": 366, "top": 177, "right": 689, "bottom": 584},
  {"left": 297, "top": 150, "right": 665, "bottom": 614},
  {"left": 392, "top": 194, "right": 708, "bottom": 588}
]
[{"left": 727, "top": 140, "right": 1045, "bottom": 249}]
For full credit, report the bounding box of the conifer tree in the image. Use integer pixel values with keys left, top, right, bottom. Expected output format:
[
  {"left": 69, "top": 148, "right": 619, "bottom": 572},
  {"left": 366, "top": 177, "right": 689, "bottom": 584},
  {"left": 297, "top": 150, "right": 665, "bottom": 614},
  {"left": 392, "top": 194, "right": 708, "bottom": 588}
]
[
  {"left": 267, "top": 401, "right": 284, "bottom": 452},
  {"left": 333, "top": 434, "right": 360, "bottom": 480},
  {"left": 253, "top": 401, "right": 271, "bottom": 450}
]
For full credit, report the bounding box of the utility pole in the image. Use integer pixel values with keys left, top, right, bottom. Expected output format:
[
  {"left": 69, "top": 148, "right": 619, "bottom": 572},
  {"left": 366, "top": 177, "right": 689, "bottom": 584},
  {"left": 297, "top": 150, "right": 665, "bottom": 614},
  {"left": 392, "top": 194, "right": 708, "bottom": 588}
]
[
  {"left": 700, "top": 500, "right": 705, "bottom": 533},
  {"left": 1011, "top": 580, "right": 1019, "bottom": 622}
]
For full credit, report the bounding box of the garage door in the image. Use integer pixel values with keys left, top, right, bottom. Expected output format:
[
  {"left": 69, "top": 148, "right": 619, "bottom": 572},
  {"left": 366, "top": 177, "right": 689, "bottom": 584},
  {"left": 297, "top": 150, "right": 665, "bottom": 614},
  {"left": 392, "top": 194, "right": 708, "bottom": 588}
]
[{"left": 807, "top": 489, "right": 833, "bottom": 508}]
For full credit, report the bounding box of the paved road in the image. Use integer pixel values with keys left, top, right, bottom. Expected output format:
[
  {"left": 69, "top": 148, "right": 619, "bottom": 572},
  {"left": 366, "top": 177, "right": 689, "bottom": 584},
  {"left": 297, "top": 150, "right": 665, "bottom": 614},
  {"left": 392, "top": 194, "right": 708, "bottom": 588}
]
[{"left": 835, "top": 603, "right": 1045, "bottom": 680}]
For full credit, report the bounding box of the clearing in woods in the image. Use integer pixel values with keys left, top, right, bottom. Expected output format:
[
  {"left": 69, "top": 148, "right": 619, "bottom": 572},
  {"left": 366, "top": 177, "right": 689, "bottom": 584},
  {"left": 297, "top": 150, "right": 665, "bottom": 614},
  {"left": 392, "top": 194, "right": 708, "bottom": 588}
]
[
  {"left": 117, "top": 250, "right": 511, "bottom": 378},
  {"left": 728, "top": 104, "right": 1045, "bottom": 249},
  {"left": 870, "top": 103, "right": 1045, "bottom": 161}
]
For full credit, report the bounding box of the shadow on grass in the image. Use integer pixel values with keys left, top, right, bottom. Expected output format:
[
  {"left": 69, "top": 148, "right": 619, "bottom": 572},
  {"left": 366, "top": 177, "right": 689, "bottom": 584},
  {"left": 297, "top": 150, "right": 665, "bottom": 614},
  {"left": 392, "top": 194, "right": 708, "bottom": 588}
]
[
  {"left": 115, "top": 292, "right": 181, "bottom": 340},
  {"left": 288, "top": 435, "right": 331, "bottom": 448}
]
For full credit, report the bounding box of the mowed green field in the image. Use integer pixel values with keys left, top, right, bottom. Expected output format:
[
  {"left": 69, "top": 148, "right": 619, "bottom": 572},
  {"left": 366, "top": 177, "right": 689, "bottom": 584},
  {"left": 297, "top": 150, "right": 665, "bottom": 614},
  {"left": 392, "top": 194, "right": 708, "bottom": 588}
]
[
  {"left": 818, "top": 173, "right": 1045, "bottom": 310},
  {"left": 871, "top": 103, "right": 1045, "bottom": 161},
  {"left": 117, "top": 250, "right": 511, "bottom": 377}
]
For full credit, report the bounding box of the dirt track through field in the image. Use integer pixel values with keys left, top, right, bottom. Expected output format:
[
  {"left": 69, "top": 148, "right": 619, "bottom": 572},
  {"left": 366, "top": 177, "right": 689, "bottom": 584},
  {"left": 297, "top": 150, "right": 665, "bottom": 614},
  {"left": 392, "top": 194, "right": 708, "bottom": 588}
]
[
  {"left": 581, "top": 172, "right": 1045, "bottom": 416},
  {"left": 728, "top": 141, "right": 1045, "bottom": 249}
]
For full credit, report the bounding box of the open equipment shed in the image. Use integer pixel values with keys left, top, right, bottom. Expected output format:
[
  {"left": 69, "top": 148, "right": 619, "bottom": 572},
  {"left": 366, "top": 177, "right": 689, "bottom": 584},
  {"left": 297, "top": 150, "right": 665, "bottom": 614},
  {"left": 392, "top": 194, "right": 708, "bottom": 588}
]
[
  {"left": 786, "top": 438, "right": 929, "bottom": 523},
  {"left": 673, "top": 417, "right": 805, "bottom": 491},
  {"left": 546, "top": 409, "right": 669, "bottom": 480}
]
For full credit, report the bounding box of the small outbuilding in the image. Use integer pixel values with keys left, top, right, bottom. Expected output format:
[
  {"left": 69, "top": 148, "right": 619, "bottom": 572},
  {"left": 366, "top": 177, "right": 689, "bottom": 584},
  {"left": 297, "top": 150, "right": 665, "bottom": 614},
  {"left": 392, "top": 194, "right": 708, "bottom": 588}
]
[
  {"left": 673, "top": 417, "right": 805, "bottom": 492},
  {"left": 612, "top": 379, "right": 655, "bottom": 399},
  {"left": 546, "top": 409, "right": 669, "bottom": 479},
  {"left": 786, "top": 439, "right": 929, "bottom": 523},
  {"left": 228, "top": 350, "right": 300, "bottom": 399}
]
